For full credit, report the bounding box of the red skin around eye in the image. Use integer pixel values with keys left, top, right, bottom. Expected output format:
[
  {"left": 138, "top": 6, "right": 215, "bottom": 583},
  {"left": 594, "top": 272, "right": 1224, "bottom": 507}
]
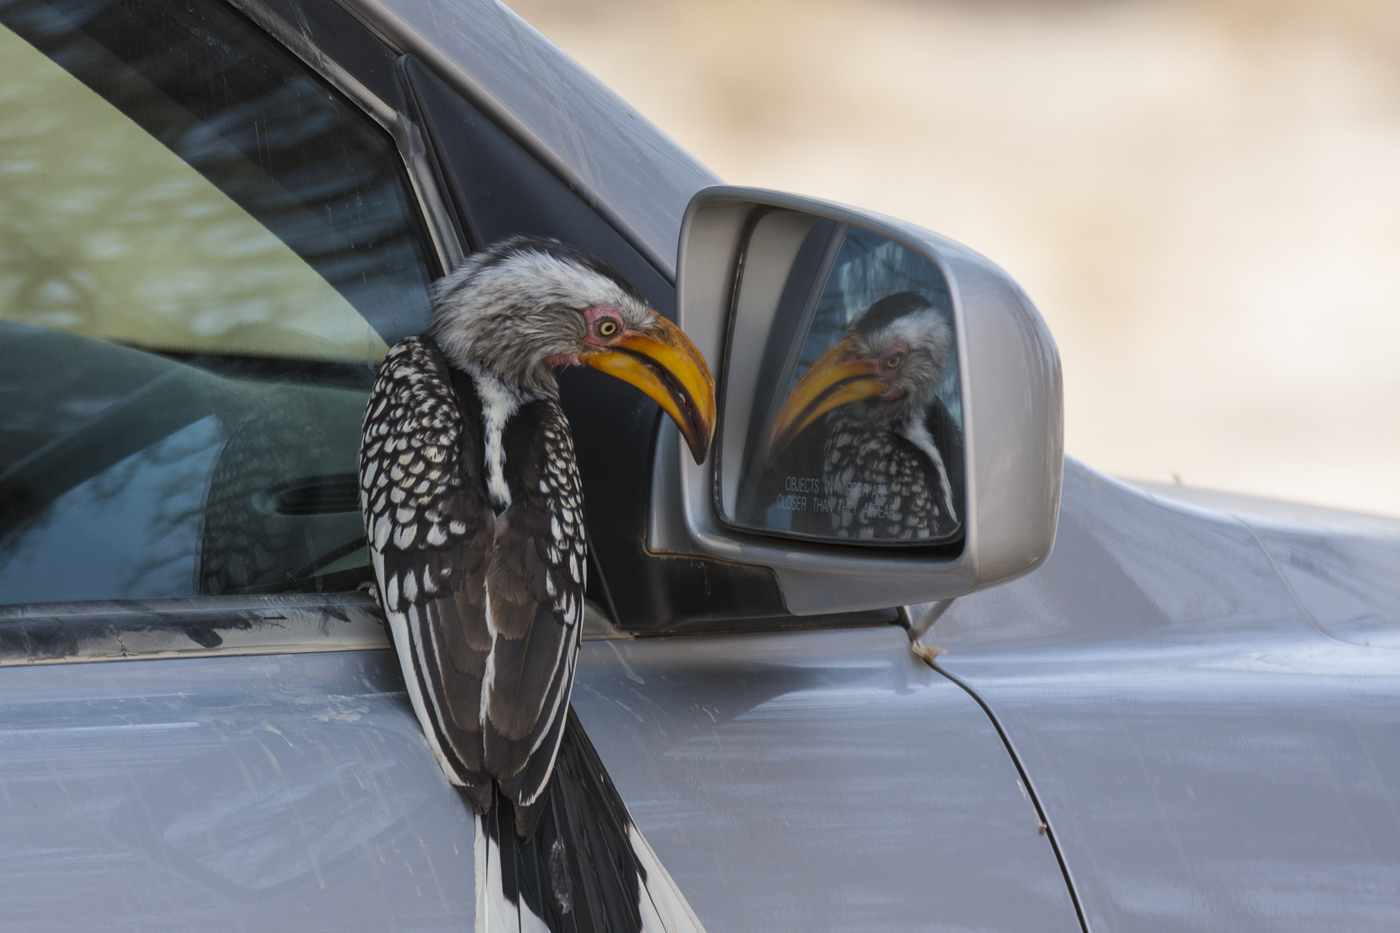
[
  {"left": 582, "top": 305, "right": 624, "bottom": 347},
  {"left": 548, "top": 305, "right": 624, "bottom": 367}
]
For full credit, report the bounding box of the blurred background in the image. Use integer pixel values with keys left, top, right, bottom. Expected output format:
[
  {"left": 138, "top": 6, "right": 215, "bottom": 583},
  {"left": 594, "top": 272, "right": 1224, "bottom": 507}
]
[{"left": 505, "top": 0, "right": 1400, "bottom": 517}]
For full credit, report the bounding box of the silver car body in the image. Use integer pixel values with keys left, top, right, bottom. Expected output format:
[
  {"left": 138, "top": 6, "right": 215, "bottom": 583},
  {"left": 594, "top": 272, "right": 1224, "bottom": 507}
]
[{"left": 1, "top": 1, "right": 1397, "bottom": 931}]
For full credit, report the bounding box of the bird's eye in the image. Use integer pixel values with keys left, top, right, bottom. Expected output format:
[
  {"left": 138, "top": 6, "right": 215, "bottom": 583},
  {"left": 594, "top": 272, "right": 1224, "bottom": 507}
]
[
  {"left": 596, "top": 319, "right": 620, "bottom": 339},
  {"left": 883, "top": 352, "right": 904, "bottom": 370}
]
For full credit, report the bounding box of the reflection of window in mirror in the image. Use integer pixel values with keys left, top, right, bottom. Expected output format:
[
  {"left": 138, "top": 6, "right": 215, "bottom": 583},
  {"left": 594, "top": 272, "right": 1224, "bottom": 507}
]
[
  {"left": 0, "top": 0, "right": 433, "bottom": 605},
  {"left": 723, "top": 222, "right": 965, "bottom": 547}
]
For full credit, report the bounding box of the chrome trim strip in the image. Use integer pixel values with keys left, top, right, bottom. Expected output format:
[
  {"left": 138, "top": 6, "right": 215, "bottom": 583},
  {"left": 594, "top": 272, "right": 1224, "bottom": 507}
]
[
  {"left": 224, "top": 0, "right": 465, "bottom": 274},
  {"left": 0, "top": 590, "right": 652, "bottom": 666},
  {"left": 0, "top": 593, "right": 391, "bottom": 666}
]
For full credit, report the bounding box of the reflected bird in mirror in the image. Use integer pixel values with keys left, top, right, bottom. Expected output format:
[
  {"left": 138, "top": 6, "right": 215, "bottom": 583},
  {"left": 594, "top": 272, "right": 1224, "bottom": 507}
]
[{"left": 768, "top": 291, "right": 962, "bottom": 541}]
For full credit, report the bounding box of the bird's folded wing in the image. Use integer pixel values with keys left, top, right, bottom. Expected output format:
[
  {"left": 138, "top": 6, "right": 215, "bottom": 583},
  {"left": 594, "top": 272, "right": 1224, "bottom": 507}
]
[
  {"left": 361, "top": 335, "right": 496, "bottom": 792},
  {"left": 482, "top": 399, "right": 587, "bottom": 826}
]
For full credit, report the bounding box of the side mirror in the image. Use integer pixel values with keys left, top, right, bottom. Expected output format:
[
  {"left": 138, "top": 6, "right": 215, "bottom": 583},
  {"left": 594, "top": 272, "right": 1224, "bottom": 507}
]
[{"left": 648, "top": 187, "right": 1063, "bottom": 615}]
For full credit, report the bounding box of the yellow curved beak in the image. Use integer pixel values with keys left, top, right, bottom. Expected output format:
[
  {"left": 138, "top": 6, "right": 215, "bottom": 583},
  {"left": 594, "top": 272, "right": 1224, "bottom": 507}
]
[
  {"left": 581, "top": 314, "right": 716, "bottom": 464},
  {"left": 768, "top": 336, "right": 884, "bottom": 462}
]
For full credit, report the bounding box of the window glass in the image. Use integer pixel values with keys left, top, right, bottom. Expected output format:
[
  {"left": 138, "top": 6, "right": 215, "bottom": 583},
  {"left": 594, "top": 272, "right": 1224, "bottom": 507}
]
[{"left": 0, "top": 0, "right": 434, "bottom": 603}]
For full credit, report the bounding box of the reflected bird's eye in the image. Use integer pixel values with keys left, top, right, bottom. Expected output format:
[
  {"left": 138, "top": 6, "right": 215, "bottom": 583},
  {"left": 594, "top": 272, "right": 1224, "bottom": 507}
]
[{"left": 883, "top": 352, "right": 904, "bottom": 370}]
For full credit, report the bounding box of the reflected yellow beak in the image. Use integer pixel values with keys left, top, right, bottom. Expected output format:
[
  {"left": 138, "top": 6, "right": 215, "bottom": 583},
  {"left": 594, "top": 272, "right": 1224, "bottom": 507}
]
[
  {"left": 581, "top": 314, "right": 716, "bottom": 464},
  {"left": 768, "top": 336, "right": 885, "bottom": 462}
]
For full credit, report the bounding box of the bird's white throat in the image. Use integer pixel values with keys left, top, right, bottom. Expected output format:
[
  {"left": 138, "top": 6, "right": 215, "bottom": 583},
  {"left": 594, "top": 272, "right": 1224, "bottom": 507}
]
[{"left": 468, "top": 363, "right": 526, "bottom": 510}]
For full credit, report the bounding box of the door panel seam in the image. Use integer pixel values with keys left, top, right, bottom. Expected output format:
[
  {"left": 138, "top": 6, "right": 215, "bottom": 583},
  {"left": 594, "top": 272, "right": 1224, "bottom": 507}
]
[{"left": 931, "top": 659, "right": 1092, "bottom": 933}]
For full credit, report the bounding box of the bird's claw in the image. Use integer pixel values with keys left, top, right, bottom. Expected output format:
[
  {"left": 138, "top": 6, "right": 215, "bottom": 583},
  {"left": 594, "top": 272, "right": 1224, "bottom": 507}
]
[{"left": 358, "top": 581, "right": 381, "bottom": 608}]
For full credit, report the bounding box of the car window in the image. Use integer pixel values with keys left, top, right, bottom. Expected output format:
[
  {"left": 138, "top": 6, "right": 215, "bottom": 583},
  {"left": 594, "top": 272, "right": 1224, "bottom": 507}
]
[{"left": 0, "top": 0, "right": 435, "bottom": 603}]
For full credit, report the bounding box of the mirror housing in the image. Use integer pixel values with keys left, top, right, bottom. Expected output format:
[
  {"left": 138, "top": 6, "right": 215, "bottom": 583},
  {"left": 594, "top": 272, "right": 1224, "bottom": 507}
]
[{"left": 647, "top": 187, "right": 1063, "bottom": 616}]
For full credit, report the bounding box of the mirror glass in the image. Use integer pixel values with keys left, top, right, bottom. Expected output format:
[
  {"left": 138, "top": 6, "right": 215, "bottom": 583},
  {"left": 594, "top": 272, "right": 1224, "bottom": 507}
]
[{"left": 716, "top": 212, "right": 964, "bottom": 545}]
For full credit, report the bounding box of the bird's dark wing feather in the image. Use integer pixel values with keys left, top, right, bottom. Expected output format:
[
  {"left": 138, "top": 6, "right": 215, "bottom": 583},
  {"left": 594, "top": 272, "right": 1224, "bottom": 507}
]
[
  {"left": 484, "top": 399, "right": 586, "bottom": 833},
  {"left": 480, "top": 707, "right": 643, "bottom": 932},
  {"left": 360, "top": 335, "right": 496, "bottom": 805}
]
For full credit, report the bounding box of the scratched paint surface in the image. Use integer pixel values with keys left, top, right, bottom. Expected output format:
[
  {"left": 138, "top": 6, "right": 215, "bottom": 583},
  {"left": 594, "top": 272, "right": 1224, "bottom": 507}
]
[
  {"left": 0, "top": 651, "right": 475, "bottom": 932},
  {"left": 0, "top": 626, "right": 1077, "bottom": 932},
  {"left": 572, "top": 626, "right": 1078, "bottom": 933}
]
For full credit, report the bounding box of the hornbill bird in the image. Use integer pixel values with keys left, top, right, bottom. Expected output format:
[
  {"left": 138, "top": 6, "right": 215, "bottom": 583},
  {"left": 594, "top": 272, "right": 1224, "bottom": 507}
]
[
  {"left": 359, "top": 236, "right": 715, "bottom": 932},
  {"left": 767, "top": 291, "right": 962, "bottom": 542}
]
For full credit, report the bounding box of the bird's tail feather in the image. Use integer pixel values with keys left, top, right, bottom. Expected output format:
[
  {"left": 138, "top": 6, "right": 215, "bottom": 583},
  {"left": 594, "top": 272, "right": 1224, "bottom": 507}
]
[{"left": 473, "top": 707, "right": 706, "bottom": 933}]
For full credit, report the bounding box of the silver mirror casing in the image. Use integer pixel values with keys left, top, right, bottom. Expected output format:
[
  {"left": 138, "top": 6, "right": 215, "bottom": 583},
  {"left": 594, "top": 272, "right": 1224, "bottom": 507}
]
[{"left": 647, "top": 187, "right": 1064, "bottom": 615}]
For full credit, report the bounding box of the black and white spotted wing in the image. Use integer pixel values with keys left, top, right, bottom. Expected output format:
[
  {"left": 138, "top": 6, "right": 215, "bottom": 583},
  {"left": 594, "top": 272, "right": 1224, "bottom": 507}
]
[
  {"left": 360, "top": 335, "right": 586, "bottom": 825},
  {"left": 822, "top": 415, "right": 959, "bottom": 542}
]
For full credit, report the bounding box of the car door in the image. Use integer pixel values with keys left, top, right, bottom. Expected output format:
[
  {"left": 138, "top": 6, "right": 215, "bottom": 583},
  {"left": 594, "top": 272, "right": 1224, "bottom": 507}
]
[{"left": 0, "top": 1, "right": 1082, "bottom": 929}]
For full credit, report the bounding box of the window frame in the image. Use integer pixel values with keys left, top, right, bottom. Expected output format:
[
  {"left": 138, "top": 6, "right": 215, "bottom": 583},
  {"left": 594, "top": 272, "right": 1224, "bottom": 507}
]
[
  {"left": 224, "top": 0, "right": 464, "bottom": 280},
  {"left": 0, "top": 0, "right": 894, "bottom": 648},
  {"left": 232, "top": 0, "right": 895, "bottom": 637}
]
